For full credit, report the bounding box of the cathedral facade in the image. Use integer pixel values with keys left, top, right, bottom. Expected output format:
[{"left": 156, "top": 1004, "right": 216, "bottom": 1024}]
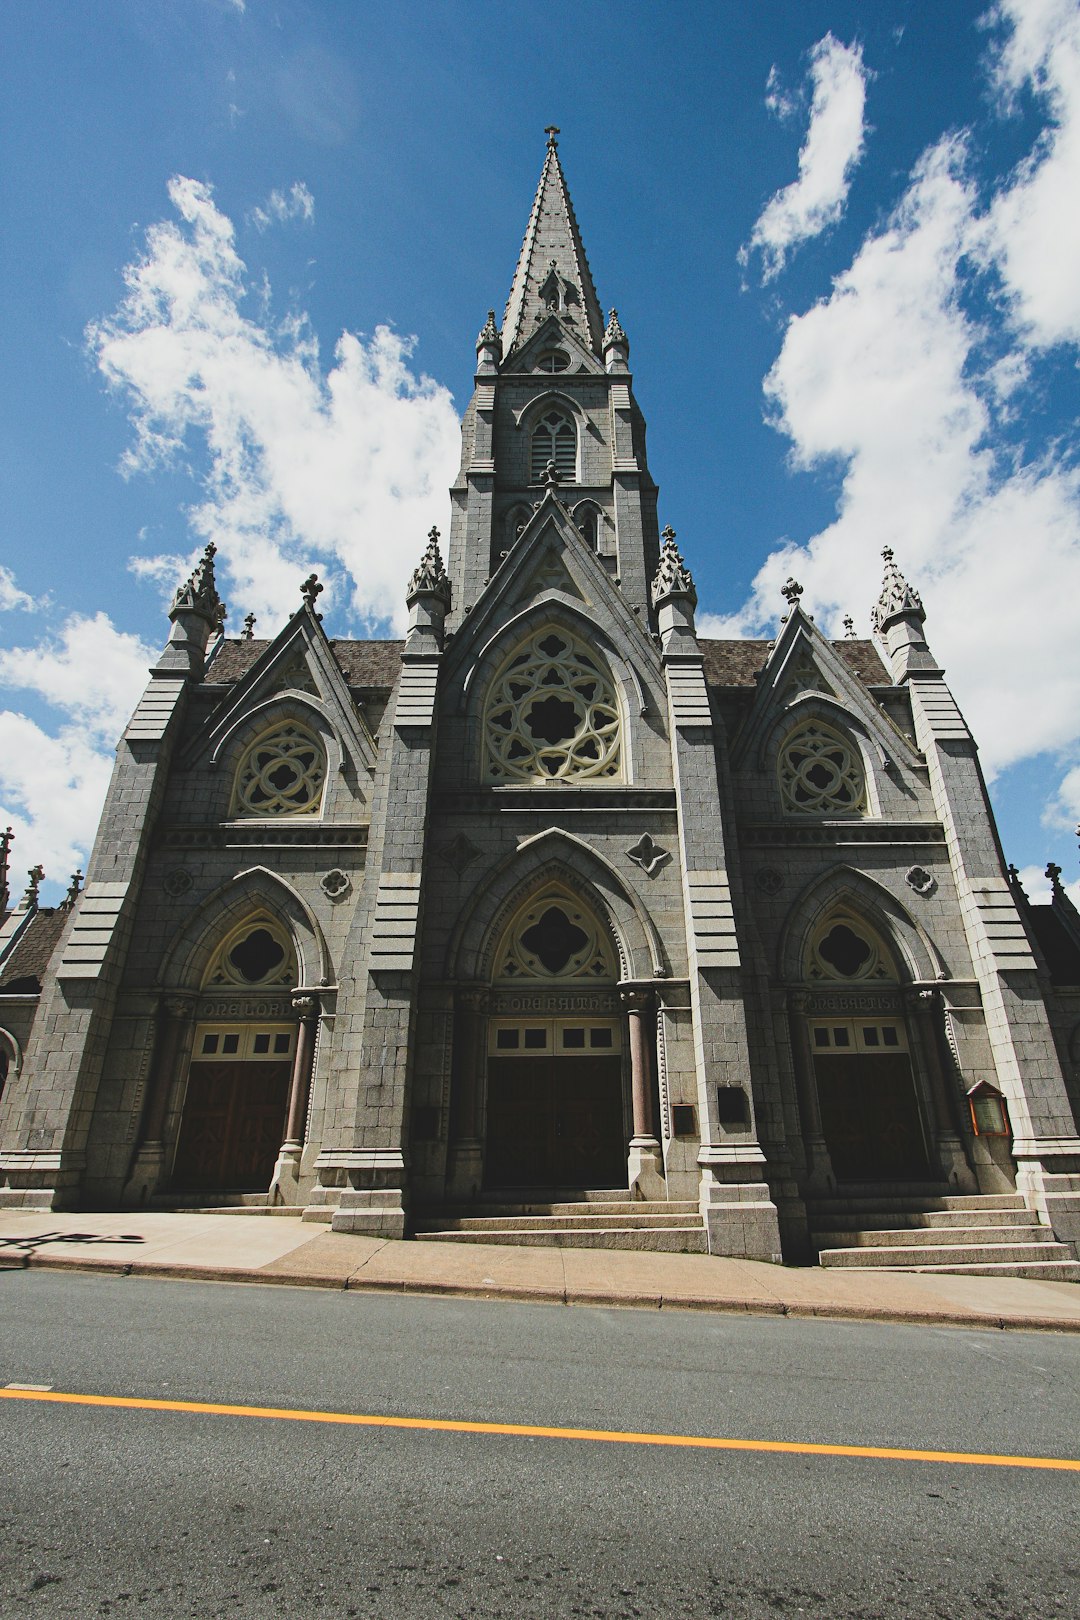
[{"left": 2, "top": 135, "right": 1079, "bottom": 1269}]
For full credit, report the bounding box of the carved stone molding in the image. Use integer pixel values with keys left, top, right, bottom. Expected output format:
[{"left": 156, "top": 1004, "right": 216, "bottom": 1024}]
[{"left": 626, "top": 833, "right": 670, "bottom": 877}]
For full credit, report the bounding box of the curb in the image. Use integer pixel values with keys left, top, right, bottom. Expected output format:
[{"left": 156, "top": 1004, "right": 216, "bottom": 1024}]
[{"left": 11, "top": 1251, "right": 1080, "bottom": 1335}]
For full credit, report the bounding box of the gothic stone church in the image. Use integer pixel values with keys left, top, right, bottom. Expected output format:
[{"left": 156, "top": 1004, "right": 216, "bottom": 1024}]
[{"left": 3, "top": 134, "right": 1080, "bottom": 1272}]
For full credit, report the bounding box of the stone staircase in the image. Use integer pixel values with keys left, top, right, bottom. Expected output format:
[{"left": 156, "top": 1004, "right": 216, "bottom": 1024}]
[
  {"left": 412, "top": 1191, "right": 708, "bottom": 1252},
  {"left": 809, "top": 1190, "right": 1080, "bottom": 1281}
]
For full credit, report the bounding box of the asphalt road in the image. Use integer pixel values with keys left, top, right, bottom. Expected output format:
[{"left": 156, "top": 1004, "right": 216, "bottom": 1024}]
[{"left": 1, "top": 1271, "right": 1078, "bottom": 1619}]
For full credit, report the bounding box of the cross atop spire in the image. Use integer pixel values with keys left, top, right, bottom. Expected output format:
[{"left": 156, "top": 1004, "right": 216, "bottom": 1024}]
[{"left": 500, "top": 131, "right": 605, "bottom": 358}]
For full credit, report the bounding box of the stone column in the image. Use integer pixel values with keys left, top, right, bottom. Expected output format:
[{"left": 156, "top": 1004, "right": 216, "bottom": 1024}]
[
  {"left": 123, "top": 994, "right": 192, "bottom": 1206},
  {"left": 907, "top": 987, "right": 977, "bottom": 1192},
  {"left": 622, "top": 987, "right": 665, "bottom": 1199},
  {"left": 447, "top": 987, "right": 487, "bottom": 1201},
  {"left": 272, "top": 995, "right": 320, "bottom": 1203},
  {"left": 787, "top": 992, "right": 835, "bottom": 1194}
]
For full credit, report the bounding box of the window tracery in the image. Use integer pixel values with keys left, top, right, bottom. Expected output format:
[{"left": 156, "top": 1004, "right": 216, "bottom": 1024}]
[
  {"left": 805, "top": 912, "right": 896, "bottom": 983},
  {"left": 494, "top": 888, "right": 615, "bottom": 982},
  {"left": 530, "top": 411, "right": 576, "bottom": 482},
  {"left": 203, "top": 915, "right": 298, "bottom": 989},
  {"left": 484, "top": 628, "right": 622, "bottom": 783},
  {"left": 778, "top": 720, "right": 865, "bottom": 815},
  {"left": 232, "top": 721, "right": 325, "bottom": 817}
]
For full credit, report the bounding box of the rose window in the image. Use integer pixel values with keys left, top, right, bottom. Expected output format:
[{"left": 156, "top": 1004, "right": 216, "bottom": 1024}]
[
  {"left": 778, "top": 721, "right": 865, "bottom": 815},
  {"left": 484, "top": 629, "right": 622, "bottom": 783},
  {"left": 233, "top": 722, "right": 325, "bottom": 817}
]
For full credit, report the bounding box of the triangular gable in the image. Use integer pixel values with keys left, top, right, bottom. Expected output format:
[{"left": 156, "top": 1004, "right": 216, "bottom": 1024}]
[
  {"left": 729, "top": 607, "right": 922, "bottom": 774},
  {"left": 501, "top": 314, "right": 604, "bottom": 376},
  {"left": 444, "top": 491, "right": 657, "bottom": 689},
  {"left": 181, "top": 604, "right": 377, "bottom": 777}
]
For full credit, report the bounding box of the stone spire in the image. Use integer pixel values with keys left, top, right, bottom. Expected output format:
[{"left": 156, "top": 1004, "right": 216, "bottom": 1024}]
[
  {"left": 406, "top": 526, "right": 451, "bottom": 606},
  {"left": 476, "top": 309, "right": 502, "bottom": 372},
  {"left": 871, "top": 547, "right": 937, "bottom": 681},
  {"left": 872, "top": 547, "right": 925, "bottom": 635},
  {"left": 602, "top": 308, "right": 629, "bottom": 372},
  {"left": 157, "top": 542, "right": 227, "bottom": 677},
  {"left": 651, "top": 525, "right": 696, "bottom": 608},
  {"left": 0, "top": 826, "right": 12, "bottom": 916},
  {"left": 500, "top": 130, "right": 606, "bottom": 357},
  {"left": 405, "top": 526, "right": 450, "bottom": 654}
]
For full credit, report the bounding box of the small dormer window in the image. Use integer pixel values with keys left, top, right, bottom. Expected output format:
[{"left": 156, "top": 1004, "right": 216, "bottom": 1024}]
[
  {"left": 530, "top": 411, "right": 576, "bottom": 482},
  {"left": 537, "top": 350, "right": 570, "bottom": 373}
]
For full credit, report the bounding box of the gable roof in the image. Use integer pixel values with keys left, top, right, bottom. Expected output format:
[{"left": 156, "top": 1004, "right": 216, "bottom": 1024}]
[
  {"left": 0, "top": 906, "right": 70, "bottom": 992},
  {"left": 700, "top": 639, "right": 890, "bottom": 688},
  {"left": 207, "top": 638, "right": 404, "bottom": 690}
]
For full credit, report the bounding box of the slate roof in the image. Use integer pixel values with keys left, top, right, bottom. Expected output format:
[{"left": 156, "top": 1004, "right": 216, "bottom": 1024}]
[
  {"left": 1027, "top": 906, "right": 1080, "bottom": 985},
  {"left": 699, "top": 639, "right": 890, "bottom": 688},
  {"left": 0, "top": 906, "right": 71, "bottom": 993},
  {"left": 206, "top": 639, "right": 405, "bottom": 690}
]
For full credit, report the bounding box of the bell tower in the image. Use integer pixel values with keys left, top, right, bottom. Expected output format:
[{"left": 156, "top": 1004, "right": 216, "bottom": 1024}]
[{"left": 446, "top": 129, "right": 661, "bottom": 628}]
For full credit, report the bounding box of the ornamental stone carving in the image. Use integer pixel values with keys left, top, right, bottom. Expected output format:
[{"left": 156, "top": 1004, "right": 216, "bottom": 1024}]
[
  {"left": 320, "top": 868, "right": 352, "bottom": 901},
  {"left": 872, "top": 547, "right": 925, "bottom": 634},
  {"left": 406, "top": 527, "right": 451, "bottom": 605},
  {"left": 484, "top": 628, "right": 621, "bottom": 783},
  {"left": 170, "top": 542, "right": 226, "bottom": 630},
  {"left": 650, "top": 526, "right": 696, "bottom": 607},
  {"left": 905, "top": 865, "right": 936, "bottom": 897},
  {"left": 626, "top": 833, "right": 670, "bottom": 877}
]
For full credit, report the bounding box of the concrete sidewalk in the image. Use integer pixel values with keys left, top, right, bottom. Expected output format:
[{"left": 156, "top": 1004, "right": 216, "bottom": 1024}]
[{"left": 2, "top": 1209, "right": 1079, "bottom": 1333}]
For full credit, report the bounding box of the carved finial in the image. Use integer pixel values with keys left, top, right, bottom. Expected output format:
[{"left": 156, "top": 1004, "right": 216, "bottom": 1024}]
[
  {"left": 23, "top": 863, "right": 44, "bottom": 909},
  {"left": 651, "top": 525, "right": 696, "bottom": 607},
  {"left": 0, "top": 825, "right": 12, "bottom": 915},
  {"left": 603, "top": 308, "right": 628, "bottom": 351},
  {"left": 541, "top": 459, "right": 561, "bottom": 490},
  {"left": 781, "top": 578, "right": 804, "bottom": 608},
  {"left": 1007, "top": 862, "right": 1027, "bottom": 898},
  {"left": 300, "top": 573, "right": 324, "bottom": 618},
  {"left": 242, "top": 612, "right": 256, "bottom": 640},
  {"left": 66, "top": 869, "right": 83, "bottom": 906},
  {"left": 170, "top": 541, "right": 226, "bottom": 631},
  {"left": 545, "top": 125, "right": 560, "bottom": 149},
  {"left": 873, "top": 546, "right": 924, "bottom": 634},
  {"left": 406, "top": 525, "right": 451, "bottom": 605},
  {"left": 476, "top": 309, "right": 501, "bottom": 359},
  {"left": 843, "top": 615, "right": 856, "bottom": 639},
  {"left": 1046, "top": 861, "right": 1064, "bottom": 894}
]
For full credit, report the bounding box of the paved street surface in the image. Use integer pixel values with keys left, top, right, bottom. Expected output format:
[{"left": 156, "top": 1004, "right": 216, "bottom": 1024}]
[{"left": 2, "top": 1271, "right": 1079, "bottom": 1619}]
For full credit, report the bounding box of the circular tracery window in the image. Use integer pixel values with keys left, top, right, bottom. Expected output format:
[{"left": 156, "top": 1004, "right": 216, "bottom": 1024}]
[
  {"left": 778, "top": 721, "right": 865, "bottom": 815},
  {"left": 495, "top": 889, "right": 615, "bottom": 981},
  {"left": 484, "top": 629, "right": 622, "bottom": 783},
  {"left": 233, "top": 721, "right": 325, "bottom": 817}
]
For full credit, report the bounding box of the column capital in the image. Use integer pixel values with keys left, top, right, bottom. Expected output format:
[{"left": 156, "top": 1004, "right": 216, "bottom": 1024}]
[
  {"left": 292, "top": 993, "right": 320, "bottom": 1018},
  {"left": 619, "top": 986, "right": 655, "bottom": 1014},
  {"left": 456, "top": 986, "right": 490, "bottom": 1015}
]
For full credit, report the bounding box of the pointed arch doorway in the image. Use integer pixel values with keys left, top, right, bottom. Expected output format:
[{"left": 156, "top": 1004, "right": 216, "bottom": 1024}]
[{"left": 474, "top": 884, "right": 629, "bottom": 1191}]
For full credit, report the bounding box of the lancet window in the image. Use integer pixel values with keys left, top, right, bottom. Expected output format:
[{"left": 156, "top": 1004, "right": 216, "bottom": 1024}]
[
  {"left": 484, "top": 627, "right": 622, "bottom": 783},
  {"left": 530, "top": 411, "right": 576, "bottom": 482},
  {"left": 778, "top": 719, "right": 865, "bottom": 815},
  {"left": 231, "top": 720, "right": 325, "bottom": 817}
]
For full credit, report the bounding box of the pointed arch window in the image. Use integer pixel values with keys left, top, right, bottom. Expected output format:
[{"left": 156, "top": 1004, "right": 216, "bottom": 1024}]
[
  {"left": 530, "top": 411, "right": 576, "bottom": 482},
  {"left": 232, "top": 720, "right": 325, "bottom": 818},
  {"left": 203, "top": 914, "right": 298, "bottom": 989},
  {"left": 778, "top": 719, "right": 865, "bottom": 816},
  {"left": 805, "top": 911, "right": 897, "bottom": 984},
  {"left": 484, "top": 627, "right": 622, "bottom": 783}
]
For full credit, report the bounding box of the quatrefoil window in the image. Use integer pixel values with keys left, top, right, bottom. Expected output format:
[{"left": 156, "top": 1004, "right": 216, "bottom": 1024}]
[
  {"left": 495, "top": 888, "right": 615, "bottom": 982},
  {"left": 778, "top": 720, "right": 865, "bottom": 815},
  {"left": 232, "top": 721, "right": 325, "bottom": 817},
  {"left": 203, "top": 916, "right": 297, "bottom": 988},
  {"left": 484, "top": 629, "right": 622, "bottom": 783}
]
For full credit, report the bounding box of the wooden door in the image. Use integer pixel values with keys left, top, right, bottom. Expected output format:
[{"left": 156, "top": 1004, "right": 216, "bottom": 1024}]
[
  {"left": 485, "top": 1056, "right": 624, "bottom": 1189},
  {"left": 172, "top": 1060, "right": 290, "bottom": 1192},
  {"left": 814, "top": 1052, "right": 931, "bottom": 1182}
]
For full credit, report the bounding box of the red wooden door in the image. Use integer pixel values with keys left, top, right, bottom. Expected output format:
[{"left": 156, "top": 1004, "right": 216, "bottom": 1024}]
[{"left": 172, "top": 1060, "right": 290, "bottom": 1192}]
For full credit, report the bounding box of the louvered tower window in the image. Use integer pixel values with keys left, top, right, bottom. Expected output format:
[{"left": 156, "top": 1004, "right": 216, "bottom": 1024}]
[{"left": 530, "top": 411, "right": 576, "bottom": 482}]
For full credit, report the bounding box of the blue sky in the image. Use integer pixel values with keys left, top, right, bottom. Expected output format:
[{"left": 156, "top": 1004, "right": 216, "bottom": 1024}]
[{"left": 2, "top": 0, "right": 1079, "bottom": 904}]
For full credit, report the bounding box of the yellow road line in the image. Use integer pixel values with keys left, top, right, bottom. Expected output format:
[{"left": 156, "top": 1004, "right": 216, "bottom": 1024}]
[{"left": 1, "top": 1386, "right": 1077, "bottom": 1471}]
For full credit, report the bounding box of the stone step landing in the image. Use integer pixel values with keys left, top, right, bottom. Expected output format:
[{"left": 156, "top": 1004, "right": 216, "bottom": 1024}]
[
  {"left": 810, "top": 1191, "right": 1079, "bottom": 1280},
  {"left": 414, "top": 1198, "right": 708, "bottom": 1253}
]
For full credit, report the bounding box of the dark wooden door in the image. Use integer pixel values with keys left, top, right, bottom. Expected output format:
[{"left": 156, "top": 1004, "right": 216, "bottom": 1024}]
[
  {"left": 485, "top": 1056, "right": 624, "bottom": 1188},
  {"left": 172, "top": 1060, "right": 290, "bottom": 1192},
  {"left": 814, "top": 1052, "right": 931, "bottom": 1182}
]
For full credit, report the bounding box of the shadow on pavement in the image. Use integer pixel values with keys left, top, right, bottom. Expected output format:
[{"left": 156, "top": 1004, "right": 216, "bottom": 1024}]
[{"left": 0, "top": 1231, "right": 145, "bottom": 1269}]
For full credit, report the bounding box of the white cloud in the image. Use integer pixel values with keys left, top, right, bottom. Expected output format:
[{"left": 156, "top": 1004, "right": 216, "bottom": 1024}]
[
  {"left": 87, "top": 176, "right": 460, "bottom": 631},
  {"left": 249, "top": 181, "right": 315, "bottom": 233},
  {"left": 0, "top": 614, "right": 153, "bottom": 885},
  {"left": 1016, "top": 862, "right": 1080, "bottom": 906},
  {"left": 711, "top": 91, "right": 1080, "bottom": 835},
  {"left": 745, "top": 34, "right": 869, "bottom": 280},
  {"left": 0, "top": 566, "right": 33, "bottom": 612},
  {"left": 979, "top": 0, "right": 1080, "bottom": 348}
]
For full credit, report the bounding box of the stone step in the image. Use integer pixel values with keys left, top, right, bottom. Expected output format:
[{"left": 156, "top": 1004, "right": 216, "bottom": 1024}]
[
  {"left": 813, "top": 1224, "right": 1054, "bottom": 1251},
  {"left": 807, "top": 1193, "right": 1026, "bottom": 1216},
  {"left": 899, "top": 1260, "right": 1080, "bottom": 1281},
  {"left": 809, "top": 1208, "right": 1041, "bottom": 1235},
  {"left": 820, "top": 1241, "right": 1077, "bottom": 1270},
  {"left": 421, "top": 1200, "right": 700, "bottom": 1220},
  {"left": 415, "top": 1212, "right": 699, "bottom": 1234},
  {"left": 418, "top": 1226, "right": 709, "bottom": 1253}
]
